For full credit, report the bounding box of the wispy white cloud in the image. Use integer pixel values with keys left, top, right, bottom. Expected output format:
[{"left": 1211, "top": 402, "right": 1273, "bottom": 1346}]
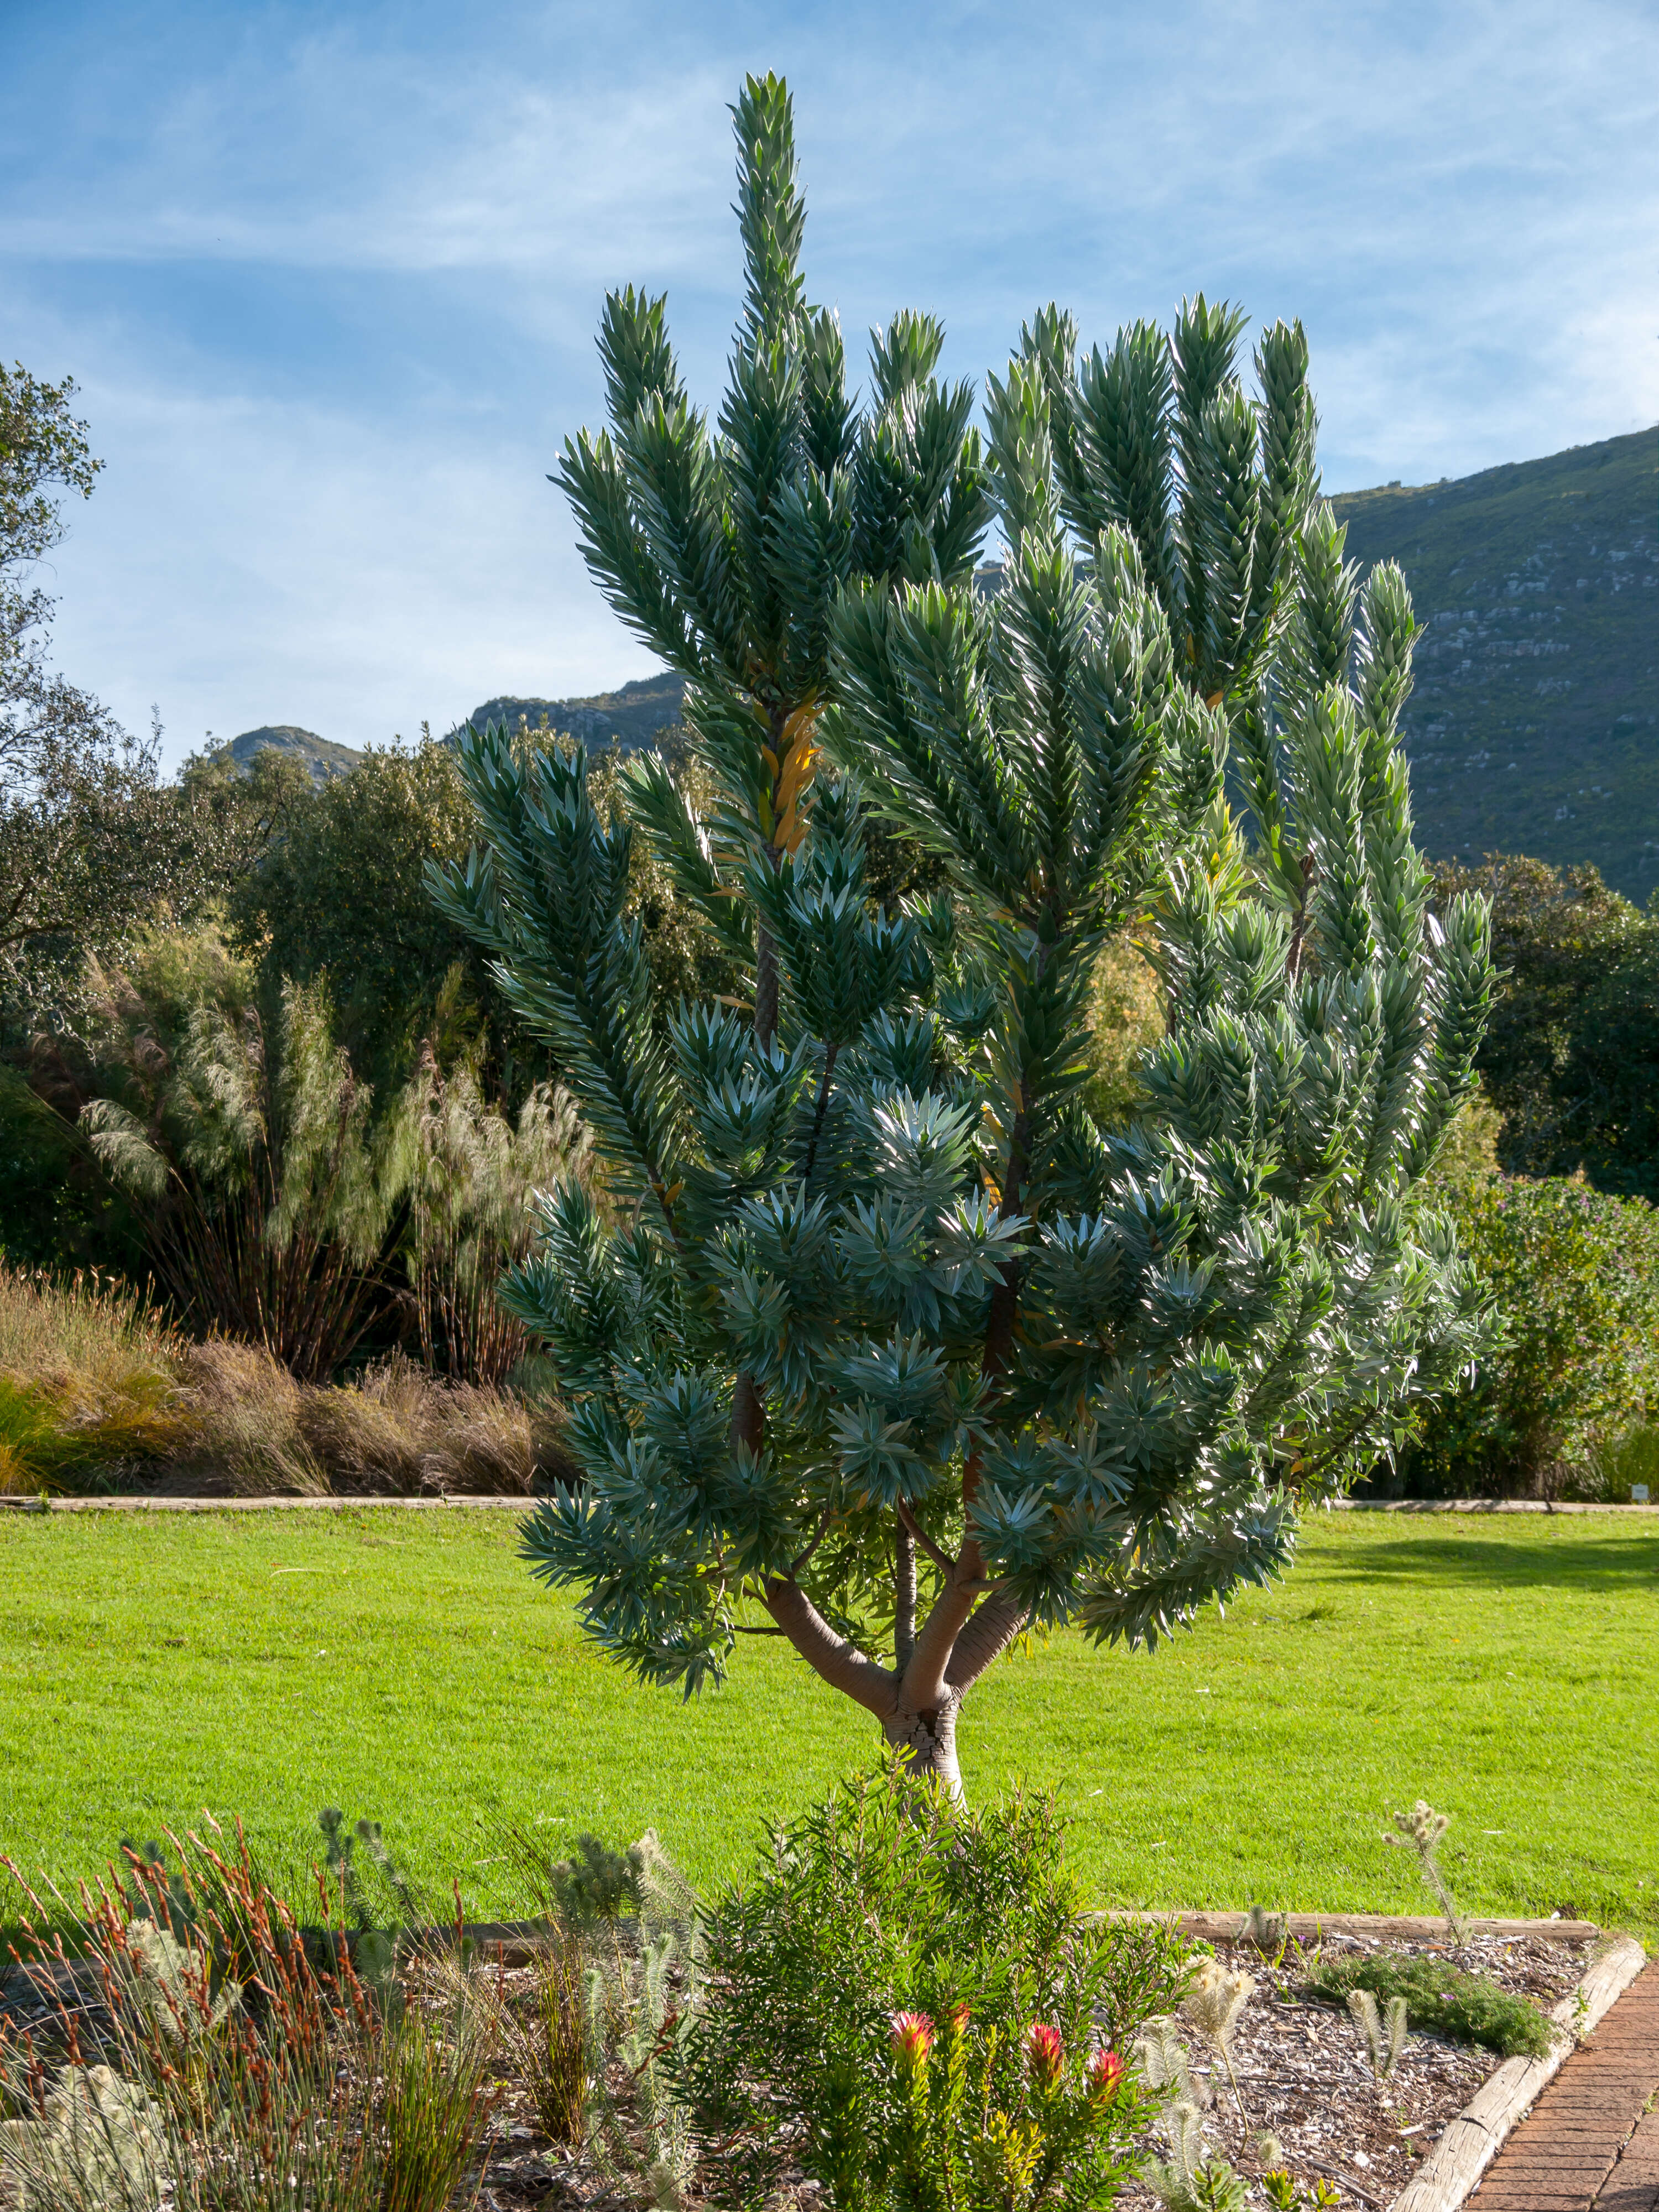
[{"left": 2, "top": 0, "right": 1655, "bottom": 765}]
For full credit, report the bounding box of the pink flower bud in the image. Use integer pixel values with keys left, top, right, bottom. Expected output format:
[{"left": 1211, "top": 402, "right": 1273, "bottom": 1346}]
[
  {"left": 1087, "top": 2048, "right": 1125, "bottom": 2099},
  {"left": 890, "top": 2010, "right": 935, "bottom": 2069},
  {"left": 1024, "top": 2021, "right": 1064, "bottom": 2089},
  {"left": 947, "top": 2002, "right": 971, "bottom": 2038}
]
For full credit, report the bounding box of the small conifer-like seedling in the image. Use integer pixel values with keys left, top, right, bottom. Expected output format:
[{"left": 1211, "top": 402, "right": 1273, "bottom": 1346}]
[{"left": 1385, "top": 1799, "right": 1468, "bottom": 1944}]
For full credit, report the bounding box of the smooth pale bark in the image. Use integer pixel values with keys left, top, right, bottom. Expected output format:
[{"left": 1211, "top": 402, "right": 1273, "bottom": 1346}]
[{"left": 761, "top": 1568, "right": 1032, "bottom": 1798}]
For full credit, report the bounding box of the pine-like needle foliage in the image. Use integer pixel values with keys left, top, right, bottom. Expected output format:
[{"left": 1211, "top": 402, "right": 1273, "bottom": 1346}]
[{"left": 432, "top": 75, "right": 1495, "bottom": 1788}]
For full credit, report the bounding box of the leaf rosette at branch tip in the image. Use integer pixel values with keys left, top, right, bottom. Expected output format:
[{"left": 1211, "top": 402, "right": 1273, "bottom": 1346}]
[{"left": 431, "top": 71, "right": 1495, "bottom": 1788}]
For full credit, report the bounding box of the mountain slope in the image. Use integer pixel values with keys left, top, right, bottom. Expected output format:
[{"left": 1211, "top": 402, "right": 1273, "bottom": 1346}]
[
  {"left": 214, "top": 724, "right": 363, "bottom": 782},
  {"left": 446, "top": 672, "right": 685, "bottom": 752},
  {"left": 1332, "top": 426, "right": 1658, "bottom": 897}
]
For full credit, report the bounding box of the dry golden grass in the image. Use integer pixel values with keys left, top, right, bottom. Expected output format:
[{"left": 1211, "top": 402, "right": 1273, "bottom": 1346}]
[
  {"left": 0, "top": 1268, "right": 192, "bottom": 1493},
  {"left": 298, "top": 1351, "right": 571, "bottom": 1497},
  {"left": 0, "top": 1261, "right": 571, "bottom": 1498}
]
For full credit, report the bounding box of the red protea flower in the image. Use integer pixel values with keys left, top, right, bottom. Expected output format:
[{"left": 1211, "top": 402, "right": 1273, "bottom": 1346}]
[
  {"left": 1024, "top": 2021, "right": 1064, "bottom": 2089},
  {"left": 946, "top": 2002, "right": 971, "bottom": 2038},
  {"left": 1087, "top": 2048, "right": 1125, "bottom": 2100},
  {"left": 890, "top": 2010, "right": 935, "bottom": 2069}
]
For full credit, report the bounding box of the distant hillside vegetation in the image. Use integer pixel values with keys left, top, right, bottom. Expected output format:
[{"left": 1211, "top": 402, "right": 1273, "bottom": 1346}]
[
  {"left": 446, "top": 673, "right": 685, "bottom": 753},
  {"left": 1332, "top": 426, "right": 1657, "bottom": 897},
  {"left": 212, "top": 725, "right": 363, "bottom": 784}
]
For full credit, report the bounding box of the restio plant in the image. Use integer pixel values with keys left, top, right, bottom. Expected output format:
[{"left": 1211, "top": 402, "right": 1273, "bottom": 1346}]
[
  {"left": 83, "top": 980, "right": 397, "bottom": 1383},
  {"left": 436, "top": 71, "right": 1495, "bottom": 1787},
  {"left": 678, "top": 1767, "right": 1178, "bottom": 2212}
]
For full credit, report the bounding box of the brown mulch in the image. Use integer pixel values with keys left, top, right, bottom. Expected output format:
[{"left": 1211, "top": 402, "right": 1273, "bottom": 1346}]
[{"left": 1114, "top": 1928, "right": 1590, "bottom": 2210}]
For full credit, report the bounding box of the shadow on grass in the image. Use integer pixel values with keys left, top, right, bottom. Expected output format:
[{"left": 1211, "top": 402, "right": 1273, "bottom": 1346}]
[{"left": 1326, "top": 1533, "right": 1659, "bottom": 1590}]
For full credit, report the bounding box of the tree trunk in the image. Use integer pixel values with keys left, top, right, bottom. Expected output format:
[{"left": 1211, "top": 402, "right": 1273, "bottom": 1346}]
[
  {"left": 763, "top": 1558, "right": 1032, "bottom": 1811},
  {"left": 881, "top": 1689, "right": 964, "bottom": 1798}
]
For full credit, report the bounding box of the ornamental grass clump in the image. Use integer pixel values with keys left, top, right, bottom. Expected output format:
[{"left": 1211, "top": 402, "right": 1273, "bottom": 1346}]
[
  {"left": 0, "top": 1821, "right": 498, "bottom": 2212},
  {"left": 435, "top": 69, "right": 1494, "bottom": 1792},
  {"left": 677, "top": 1766, "right": 1183, "bottom": 2212},
  {"left": 0, "top": 1266, "right": 186, "bottom": 1495}
]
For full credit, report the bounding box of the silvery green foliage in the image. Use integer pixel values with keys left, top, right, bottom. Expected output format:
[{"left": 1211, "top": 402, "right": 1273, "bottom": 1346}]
[
  {"left": 1348, "top": 1988, "right": 1410, "bottom": 2080},
  {"left": 432, "top": 72, "right": 1493, "bottom": 1747},
  {"left": 578, "top": 1834, "right": 703, "bottom": 2210},
  {"left": 0, "top": 2064, "right": 163, "bottom": 2212},
  {"left": 1141, "top": 2093, "right": 1247, "bottom": 2212}
]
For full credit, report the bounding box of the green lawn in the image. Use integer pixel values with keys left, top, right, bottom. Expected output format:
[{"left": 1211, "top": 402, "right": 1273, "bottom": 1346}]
[{"left": 2, "top": 1508, "right": 1655, "bottom": 1939}]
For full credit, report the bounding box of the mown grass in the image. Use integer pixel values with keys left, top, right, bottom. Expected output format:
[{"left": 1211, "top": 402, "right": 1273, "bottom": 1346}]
[{"left": 2, "top": 1509, "right": 1655, "bottom": 1939}]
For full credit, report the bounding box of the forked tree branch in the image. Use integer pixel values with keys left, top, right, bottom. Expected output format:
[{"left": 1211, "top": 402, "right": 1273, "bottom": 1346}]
[
  {"left": 896, "top": 1500, "right": 954, "bottom": 1579},
  {"left": 761, "top": 1574, "right": 895, "bottom": 1719}
]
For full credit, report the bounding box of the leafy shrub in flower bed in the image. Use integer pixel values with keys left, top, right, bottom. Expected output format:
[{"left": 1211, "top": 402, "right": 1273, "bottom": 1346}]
[
  {"left": 1302, "top": 1952, "right": 1553, "bottom": 2060},
  {"left": 679, "top": 1766, "right": 1188, "bottom": 2212}
]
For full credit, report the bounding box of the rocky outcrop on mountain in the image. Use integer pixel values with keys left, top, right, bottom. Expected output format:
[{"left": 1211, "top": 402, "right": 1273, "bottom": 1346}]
[
  {"left": 445, "top": 673, "right": 685, "bottom": 754},
  {"left": 210, "top": 725, "right": 363, "bottom": 783}
]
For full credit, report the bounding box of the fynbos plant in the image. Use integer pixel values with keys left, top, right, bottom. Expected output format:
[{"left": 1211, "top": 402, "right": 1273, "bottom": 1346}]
[
  {"left": 1141, "top": 2095, "right": 1247, "bottom": 2212},
  {"left": 1347, "top": 1987, "right": 1410, "bottom": 2080},
  {"left": 1235, "top": 1906, "right": 1287, "bottom": 1955},
  {"left": 1182, "top": 1960, "right": 1255, "bottom": 2122},
  {"left": 1384, "top": 1798, "right": 1468, "bottom": 1944},
  {"left": 436, "top": 71, "right": 1495, "bottom": 1791}
]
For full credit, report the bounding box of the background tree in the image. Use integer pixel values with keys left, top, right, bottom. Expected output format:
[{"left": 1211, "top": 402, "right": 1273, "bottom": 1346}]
[
  {"left": 222, "top": 731, "right": 738, "bottom": 1109},
  {"left": 222, "top": 738, "right": 524, "bottom": 1103},
  {"left": 436, "top": 74, "right": 1494, "bottom": 1791},
  {"left": 1433, "top": 853, "right": 1659, "bottom": 1198},
  {"left": 1396, "top": 1173, "right": 1659, "bottom": 1499},
  {"left": 0, "top": 364, "right": 211, "bottom": 1032}
]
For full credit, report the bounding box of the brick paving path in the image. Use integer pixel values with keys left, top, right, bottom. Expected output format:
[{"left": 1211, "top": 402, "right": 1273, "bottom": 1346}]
[{"left": 1472, "top": 1960, "right": 1659, "bottom": 2211}]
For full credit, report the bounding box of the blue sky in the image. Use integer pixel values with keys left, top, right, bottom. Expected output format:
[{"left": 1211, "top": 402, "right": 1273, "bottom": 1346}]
[{"left": 5, "top": 0, "right": 1656, "bottom": 768}]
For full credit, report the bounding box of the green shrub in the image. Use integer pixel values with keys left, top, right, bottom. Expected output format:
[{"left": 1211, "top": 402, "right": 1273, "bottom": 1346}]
[
  {"left": 679, "top": 1767, "right": 1182, "bottom": 2212},
  {"left": 0, "top": 1065, "right": 144, "bottom": 1275},
  {"left": 1401, "top": 1173, "right": 1659, "bottom": 1496},
  {"left": 1302, "top": 1953, "right": 1553, "bottom": 2060}
]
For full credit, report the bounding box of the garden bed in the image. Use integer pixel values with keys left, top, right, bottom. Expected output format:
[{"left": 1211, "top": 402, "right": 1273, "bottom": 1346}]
[
  {"left": 1114, "top": 1922, "right": 1593, "bottom": 2210},
  {"left": 0, "top": 1914, "right": 1610, "bottom": 2212},
  {"left": 450, "top": 1922, "right": 1597, "bottom": 2212}
]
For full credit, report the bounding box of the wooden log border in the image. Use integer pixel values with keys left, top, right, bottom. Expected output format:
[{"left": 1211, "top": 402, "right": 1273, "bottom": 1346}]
[
  {"left": 0, "top": 1493, "right": 533, "bottom": 1513},
  {"left": 1100, "top": 1908, "right": 1604, "bottom": 1944}
]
